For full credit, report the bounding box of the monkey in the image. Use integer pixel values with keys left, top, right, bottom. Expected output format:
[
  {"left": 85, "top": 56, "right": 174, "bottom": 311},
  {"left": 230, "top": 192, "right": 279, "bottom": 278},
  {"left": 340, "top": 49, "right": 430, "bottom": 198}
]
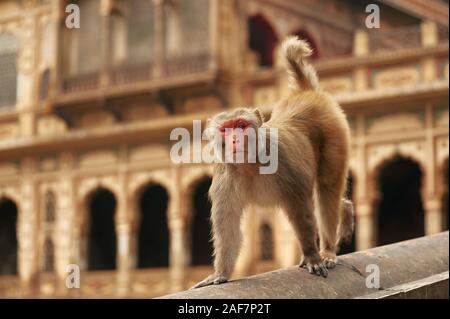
[{"left": 193, "top": 36, "right": 353, "bottom": 288}]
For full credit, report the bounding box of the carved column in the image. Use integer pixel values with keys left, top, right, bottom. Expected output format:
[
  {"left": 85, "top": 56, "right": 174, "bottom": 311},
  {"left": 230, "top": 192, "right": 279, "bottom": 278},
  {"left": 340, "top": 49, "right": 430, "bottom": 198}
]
[
  {"left": 353, "top": 31, "right": 369, "bottom": 92},
  {"left": 355, "top": 202, "right": 375, "bottom": 250},
  {"left": 168, "top": 217, "right": 190, "bottom": 291},
  {"left": 424, "top": 199, "right": 443, "bottom": 235},
  {"left": 423, "top": 103, "right": 443, "bottom": 234},
  {"left": 55, "top": 152, "right": 76, "bottom": 295},
  {"left": 354, "top": 112, "right": 375, "bottom": 250},
  {"left": 116, "top": 161, "right": 132, "bottom": 296},
  {"left": 168, "top": 166, "right": 189, "bottom": 291},
  {"left": 18, "top": 157, "right": 39, "bottom": 296},
  {"left": 116, "top": 222, "right": 132, "bottom": 296}
]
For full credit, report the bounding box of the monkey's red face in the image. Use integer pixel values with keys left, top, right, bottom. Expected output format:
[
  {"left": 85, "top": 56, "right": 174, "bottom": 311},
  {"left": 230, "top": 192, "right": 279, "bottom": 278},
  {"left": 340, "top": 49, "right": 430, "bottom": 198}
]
[{"left": 218, "top": 118, "right": 252, "bottom": 154}]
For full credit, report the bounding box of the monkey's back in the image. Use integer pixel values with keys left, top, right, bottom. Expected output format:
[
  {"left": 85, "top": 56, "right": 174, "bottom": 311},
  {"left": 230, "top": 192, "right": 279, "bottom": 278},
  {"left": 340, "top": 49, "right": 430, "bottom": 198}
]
[{"left": 265, "top": 89, "right": 351, "bottom": 177}]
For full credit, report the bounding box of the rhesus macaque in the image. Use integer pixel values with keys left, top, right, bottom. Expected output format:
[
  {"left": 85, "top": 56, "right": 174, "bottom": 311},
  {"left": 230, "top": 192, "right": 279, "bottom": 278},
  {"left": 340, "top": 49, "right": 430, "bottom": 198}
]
[{"left": 193, "top": 36, "right": 353, "bottom": 288}]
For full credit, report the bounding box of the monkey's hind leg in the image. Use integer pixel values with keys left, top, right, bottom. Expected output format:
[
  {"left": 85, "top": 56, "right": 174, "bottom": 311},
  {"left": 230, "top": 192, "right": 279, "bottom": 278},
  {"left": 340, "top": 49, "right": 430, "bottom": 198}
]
[
  {"left": 284, "top": 198, "right": 328, "bottom": 277},
  {"left": 316, "top": 169, "right": 347, "bottom": 269}
]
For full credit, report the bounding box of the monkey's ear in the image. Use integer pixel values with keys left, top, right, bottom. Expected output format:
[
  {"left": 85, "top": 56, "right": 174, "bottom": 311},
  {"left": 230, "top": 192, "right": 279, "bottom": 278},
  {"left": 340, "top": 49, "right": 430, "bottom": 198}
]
[{"left": 253, "top": 108, "right": 265, "bottom": 125}]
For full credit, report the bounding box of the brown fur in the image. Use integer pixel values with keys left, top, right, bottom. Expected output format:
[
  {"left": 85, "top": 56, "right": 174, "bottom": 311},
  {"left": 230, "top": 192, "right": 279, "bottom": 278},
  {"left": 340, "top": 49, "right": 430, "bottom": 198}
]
[{"left": 193, "top": 36, "right": 353, "bottom": 288}]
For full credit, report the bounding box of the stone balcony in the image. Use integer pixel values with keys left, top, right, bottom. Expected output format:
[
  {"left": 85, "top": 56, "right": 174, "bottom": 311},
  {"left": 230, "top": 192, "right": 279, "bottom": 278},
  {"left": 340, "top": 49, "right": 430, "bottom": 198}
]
[{"left": 55, "top": 53, "right": 214, "bottom": 106}]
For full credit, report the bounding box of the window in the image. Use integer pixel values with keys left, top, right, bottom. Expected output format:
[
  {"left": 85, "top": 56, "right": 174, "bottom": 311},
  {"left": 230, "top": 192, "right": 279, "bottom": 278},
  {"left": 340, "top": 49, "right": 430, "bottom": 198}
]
[{"left": 45, "top": 191, "right": 56, "bottom": 223}]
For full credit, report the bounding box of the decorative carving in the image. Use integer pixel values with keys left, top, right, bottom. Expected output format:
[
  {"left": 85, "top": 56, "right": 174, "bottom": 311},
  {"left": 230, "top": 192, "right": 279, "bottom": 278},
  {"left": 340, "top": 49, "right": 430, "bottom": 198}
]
[
  {"left": 321, "top": 76, "right": 353, "bottom": 95},
  {"left": 367, "top": 112, "right": 424, "bottom": 134},
  {"left": 373, "top": 66, "right": 420, "bottom": 89},
  {"left": 0, "top": 186, "right": 21, "bottom": 205},
  {"left": 129, "top": 144, "right": 169, "bottom": 162},
  {"left": 368, "top": 142, "right": 426, "bottom": 173},
  {"left": 79, "top": 150, "right": 118, "bottom": 168},
  {"left": 77, "top": 176, "right": 120, "bottom": 205},
  {"left": 128, "top": 170, "right": 173, "bottom": 198}
]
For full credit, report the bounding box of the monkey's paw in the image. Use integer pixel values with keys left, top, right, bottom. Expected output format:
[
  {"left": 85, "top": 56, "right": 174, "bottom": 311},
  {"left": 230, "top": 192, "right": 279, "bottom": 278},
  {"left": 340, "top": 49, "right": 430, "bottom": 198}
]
[
  {"left": 191, "top": 274, "right": 228, "bottom": 289},
  {"left": 299, "top": 254, "right": 328, "bottom": 277},
  {"left": 320, "top": 251, "right": 337, "bottom": 269}
]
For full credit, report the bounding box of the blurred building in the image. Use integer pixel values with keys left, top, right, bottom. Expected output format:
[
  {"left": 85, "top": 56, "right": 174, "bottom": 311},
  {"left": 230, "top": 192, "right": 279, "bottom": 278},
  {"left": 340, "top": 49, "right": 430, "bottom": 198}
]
[{"left": 0, "top": 0, "right": 448, "bottom": 297}]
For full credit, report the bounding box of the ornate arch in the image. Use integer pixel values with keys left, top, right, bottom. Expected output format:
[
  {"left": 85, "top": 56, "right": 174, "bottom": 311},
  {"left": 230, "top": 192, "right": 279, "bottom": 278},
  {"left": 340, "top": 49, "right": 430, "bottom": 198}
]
[
  {"left": 247, "top": 13, "right": 280, "bottom": 67},
  {"left": 181, "top": 165, "right": 213, "bottom": 221},
  {"left": 0, "top": 186, "right": 21, "bottom": 212},
  {"left": 367, "top": 142, "right": 427, "bottom": 192},
  {"left": 369, "top": 151, "right": 426, "bottom": 203},
  {"left": 128, "top": 170, "right": 173, "bottom": 224},
  {"left": 76, "top": 176, "right": 120, "bottom": 228},
  {"left": 128, "top": 170, "right": 173, "bottom": 201}
]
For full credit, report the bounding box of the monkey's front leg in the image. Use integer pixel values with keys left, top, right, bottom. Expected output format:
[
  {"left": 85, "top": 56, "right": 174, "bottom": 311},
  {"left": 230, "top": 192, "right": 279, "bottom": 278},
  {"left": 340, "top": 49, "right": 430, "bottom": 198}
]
[{"left": 192, "top": 200, "right": 243, "bottom": 289}]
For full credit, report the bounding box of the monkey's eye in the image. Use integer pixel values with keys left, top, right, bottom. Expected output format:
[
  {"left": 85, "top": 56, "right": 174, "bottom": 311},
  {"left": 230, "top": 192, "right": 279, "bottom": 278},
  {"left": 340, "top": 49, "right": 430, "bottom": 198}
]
[{"left": 236, "top": 121, "right": 248, "bottom": 130}]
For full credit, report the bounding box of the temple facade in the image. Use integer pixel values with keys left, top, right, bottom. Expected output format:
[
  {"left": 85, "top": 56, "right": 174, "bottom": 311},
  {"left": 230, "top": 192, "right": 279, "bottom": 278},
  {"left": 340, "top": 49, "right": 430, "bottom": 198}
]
[{"left": 0, "top": 0, "right": 448, "bottom": 297}]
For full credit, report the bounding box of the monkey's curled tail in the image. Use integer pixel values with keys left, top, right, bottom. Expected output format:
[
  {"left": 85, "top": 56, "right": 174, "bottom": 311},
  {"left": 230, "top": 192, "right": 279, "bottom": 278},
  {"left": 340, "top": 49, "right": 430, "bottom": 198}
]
[
  {"left": 336, "top": 198, "right": 355, "bottom": 247},
  {"left": 281, "top": 36, "right": 319, "bottom": 91}
]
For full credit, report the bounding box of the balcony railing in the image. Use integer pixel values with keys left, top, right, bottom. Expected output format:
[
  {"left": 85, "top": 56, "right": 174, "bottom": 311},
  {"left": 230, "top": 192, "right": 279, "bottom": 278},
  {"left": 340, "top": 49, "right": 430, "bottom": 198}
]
[
  {"left": 165, "top": 53, "right": 210, "bottom": 77},
  {"left": 111, "top": 63, "right": 153, "bottom": 86},
  {"left": 62, "top": 72, "right": 100, "bottom": 94},
  {"left": 368, "top": 25, "right": 422, "bottom": 54},
  {"left": 59, "top": 53, "right": 212, "bottom": 97}
]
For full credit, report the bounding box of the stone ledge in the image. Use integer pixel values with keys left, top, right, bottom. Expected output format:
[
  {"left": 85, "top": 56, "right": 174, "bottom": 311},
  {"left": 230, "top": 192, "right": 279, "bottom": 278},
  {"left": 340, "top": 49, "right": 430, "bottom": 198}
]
[
  {"left": 159, "top": 232, "right": 449, "bottom": 299},
  {"left": 357, "top": 271, "right": 449, "bottom": 299}
]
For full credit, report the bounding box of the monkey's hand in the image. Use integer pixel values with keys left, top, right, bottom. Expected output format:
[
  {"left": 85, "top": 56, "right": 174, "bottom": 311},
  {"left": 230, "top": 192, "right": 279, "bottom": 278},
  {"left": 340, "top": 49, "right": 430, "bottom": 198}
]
[
  {"left": 299, "top": 253, "right": 328, "bottom": 277},
  {"left": 191, "top": 274, "right": 228, "bottom": 289}
]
